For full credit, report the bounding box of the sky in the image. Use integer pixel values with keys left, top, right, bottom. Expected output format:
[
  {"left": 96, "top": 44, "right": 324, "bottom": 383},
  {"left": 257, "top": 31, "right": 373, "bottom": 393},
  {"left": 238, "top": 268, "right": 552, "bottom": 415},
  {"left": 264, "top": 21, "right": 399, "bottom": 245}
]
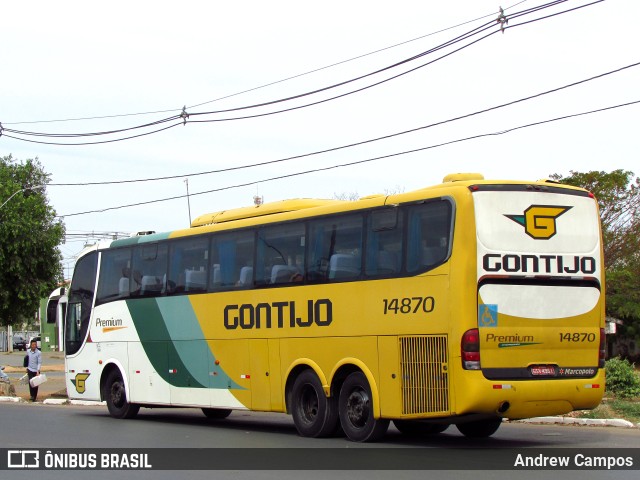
[{"left": 1, "top": 0, "right": 639, "bottom": 277}]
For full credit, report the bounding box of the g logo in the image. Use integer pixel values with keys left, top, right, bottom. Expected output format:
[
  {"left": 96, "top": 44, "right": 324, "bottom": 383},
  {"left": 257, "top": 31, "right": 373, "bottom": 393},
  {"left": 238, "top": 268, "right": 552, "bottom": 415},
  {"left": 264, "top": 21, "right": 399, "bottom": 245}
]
[
  {"left": 505, "top": 205, "right": 572, "bottom": 239},
  {"left": 71, "top": 373, "right": 90, "bottom": 394}
]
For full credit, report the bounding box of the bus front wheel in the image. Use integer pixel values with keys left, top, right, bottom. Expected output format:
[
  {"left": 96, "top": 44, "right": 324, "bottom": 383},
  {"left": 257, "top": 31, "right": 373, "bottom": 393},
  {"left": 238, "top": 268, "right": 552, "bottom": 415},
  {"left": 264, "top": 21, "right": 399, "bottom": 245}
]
[
  {"left": 339, "top": 372, "right": 389, "bottom": 442},
  {"left": 291, "top": 370, "right": 339, "bottom": 437},
  {"left": 456, "top": 418, "right": 502, "bottom": 438},
  {"left": 105, "top": 370, "right": 139, "bottom": 419}
]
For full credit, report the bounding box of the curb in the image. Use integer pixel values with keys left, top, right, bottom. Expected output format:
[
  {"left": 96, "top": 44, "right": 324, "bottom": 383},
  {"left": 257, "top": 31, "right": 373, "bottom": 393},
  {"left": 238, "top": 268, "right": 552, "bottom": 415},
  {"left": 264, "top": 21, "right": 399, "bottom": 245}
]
[
  {"left": 69, "top": 400, "right": 106, "bottom": 406},
  {"left": 0, "top": 396, "right": 104, "bottom": 406},
  {"left": 0, "top": 396, "right": 20, "bottom": 403},
  {"left": 513, "top": 416, "right": 638, "bottom": 428}
]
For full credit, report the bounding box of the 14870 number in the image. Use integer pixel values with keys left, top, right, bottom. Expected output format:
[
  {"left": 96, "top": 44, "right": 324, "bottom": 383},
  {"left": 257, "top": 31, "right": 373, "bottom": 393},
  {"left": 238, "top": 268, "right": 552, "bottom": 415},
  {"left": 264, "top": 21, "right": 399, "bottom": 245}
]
[
  {"left": 559, "top": 332, "right": 596, "bottom": 342},
  {"left": 383, "top": 296, "right": 435, "bottom": 315}
]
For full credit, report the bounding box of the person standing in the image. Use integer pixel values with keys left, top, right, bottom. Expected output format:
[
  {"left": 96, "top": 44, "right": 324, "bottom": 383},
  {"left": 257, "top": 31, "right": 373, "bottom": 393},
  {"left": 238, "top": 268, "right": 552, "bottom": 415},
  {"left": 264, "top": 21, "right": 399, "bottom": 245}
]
[{"left": 26, "top": 339, "right": 42, "bottom": 401}]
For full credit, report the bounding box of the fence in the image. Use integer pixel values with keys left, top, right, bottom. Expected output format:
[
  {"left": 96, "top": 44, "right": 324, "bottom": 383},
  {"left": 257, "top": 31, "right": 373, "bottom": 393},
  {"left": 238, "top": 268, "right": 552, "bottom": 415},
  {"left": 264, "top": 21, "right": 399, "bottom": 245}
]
[{"left": 0, "top": 330, "right": 40, "bottom": 352}]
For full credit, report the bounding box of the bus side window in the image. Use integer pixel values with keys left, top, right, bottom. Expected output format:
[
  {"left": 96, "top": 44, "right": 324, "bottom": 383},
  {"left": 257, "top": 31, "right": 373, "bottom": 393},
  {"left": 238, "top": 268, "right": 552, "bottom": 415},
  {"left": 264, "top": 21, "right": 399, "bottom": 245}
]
[
  {"left": 131, "top": 243, "right": 169, "bottom": 297},
  {"left": 168, "top": 237, "right": 209, "bottom": 294},
  {"left": 211, "top": 230, "right": 255, "bottom": 289},
  {"left": 366, "top": 208, "right": 403, "bottom": 276},
  {"left": 406, "top": 200, "right": 453, "bottom": 273},
  {"left": 256, "top": 223, "right": 305, "bottom": 286},
  {"left": 96, "top": 248, "right": 132, "bottom": 303},
  {"left": 307, "top": 214, "right": 363, "bottom": 283}
]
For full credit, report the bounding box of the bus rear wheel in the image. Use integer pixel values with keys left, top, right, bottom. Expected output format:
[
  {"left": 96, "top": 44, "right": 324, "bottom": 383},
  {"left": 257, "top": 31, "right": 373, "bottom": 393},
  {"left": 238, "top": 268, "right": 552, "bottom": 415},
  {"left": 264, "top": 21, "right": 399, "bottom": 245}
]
[
  {"left": 393, "top": 420, "right": 449, "bottom": 436},
  {"left": 291, "top": 370, "right": 339, "bottom": 438},
  {"left": 456, "top": 418, "right": 502, "bottom": 438},
  {"left": 105, "top": 370, "right": 139, "bottom": 419},
  {"left": 202, "top": 408, "right": 232, "bottom": 419},
  {"left": 339, "top": 372, "right": 389, "bottom": 442}
]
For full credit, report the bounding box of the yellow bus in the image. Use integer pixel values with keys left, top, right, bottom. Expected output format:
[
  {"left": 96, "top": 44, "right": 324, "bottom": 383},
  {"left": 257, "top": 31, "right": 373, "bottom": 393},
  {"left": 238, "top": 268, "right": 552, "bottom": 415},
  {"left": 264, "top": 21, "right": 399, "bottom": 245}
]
[{"left": 64, "top": 173, "right": 605, "bottom": 441}]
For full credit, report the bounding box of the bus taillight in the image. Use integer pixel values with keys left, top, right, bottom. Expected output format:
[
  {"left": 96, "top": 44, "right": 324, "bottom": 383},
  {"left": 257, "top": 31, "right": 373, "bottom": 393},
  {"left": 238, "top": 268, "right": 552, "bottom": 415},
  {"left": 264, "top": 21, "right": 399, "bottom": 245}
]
[
  {"left": 599, "top": 328, "right": 606, "bottom": 368},
  {"left": 462, "top": 328, "right": 481, "bottom": 370}
]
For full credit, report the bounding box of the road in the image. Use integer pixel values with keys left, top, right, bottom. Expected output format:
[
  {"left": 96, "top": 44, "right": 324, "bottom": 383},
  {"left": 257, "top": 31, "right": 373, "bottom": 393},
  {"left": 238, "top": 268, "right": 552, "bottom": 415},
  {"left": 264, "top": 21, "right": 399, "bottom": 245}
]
[{"left": 1, "top": 402, "right": 639, "bottom": 480}]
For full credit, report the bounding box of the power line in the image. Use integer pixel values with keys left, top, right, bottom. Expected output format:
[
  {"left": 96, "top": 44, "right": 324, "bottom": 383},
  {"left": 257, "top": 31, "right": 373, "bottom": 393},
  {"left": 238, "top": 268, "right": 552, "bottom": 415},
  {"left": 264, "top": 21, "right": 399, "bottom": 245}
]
[
  {"left": 176, "top": 0, "right": 607, "bottom": 129},
  {"left": 185, "top": 27, "right": 501, "bottom": 123},
  {"left": 186, "top": 1, "right": 595, "bottom": 120},
  {"left": 185, "top": 1, "right": 531, "bottom": 111},
  {"left": 2, "top": 1, "right": 529, "bottom": 126},
  {"left": 187, "top": 20, "right": 501, "bottom": 117},
  {"left": 2, "top": 15, "right": 500, "bottom": 141},
  {"left": 1, "top": 121, "right": 184, "bottom": 146},
  {"left": 47, "top": 60, "right": 640, "bottom": 186},
  {"left": 57, "top": 98, "right": 640, "bottom": 218},
  {"left": 6, "top": 20, "right": 497, "bottom": 147},
  {"left": 2, "top": 1, "right": 580, "bottom": 146},
  {"left": 4, "top": 115, "right": 181, "bottom": 138}
]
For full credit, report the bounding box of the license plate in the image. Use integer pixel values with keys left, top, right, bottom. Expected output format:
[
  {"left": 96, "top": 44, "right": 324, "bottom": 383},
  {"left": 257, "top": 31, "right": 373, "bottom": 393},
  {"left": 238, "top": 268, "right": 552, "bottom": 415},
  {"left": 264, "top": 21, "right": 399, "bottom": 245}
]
[{"left": 530, "top": 365, "right": 556, "bottom": 376}]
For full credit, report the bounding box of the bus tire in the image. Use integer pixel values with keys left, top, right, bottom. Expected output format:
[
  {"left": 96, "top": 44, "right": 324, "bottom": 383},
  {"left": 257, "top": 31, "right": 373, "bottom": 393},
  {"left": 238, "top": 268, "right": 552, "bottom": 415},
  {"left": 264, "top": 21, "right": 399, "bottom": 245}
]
[
  {"left": 291, "top": 370, "right": 340, "bottom": 438},
  {"left": 105, "top": 370, "right": 139, "bottom": 419},
  {"left": 202, "top": 408, "right": 232, "bottom": 419},
  {"left": 456, "top": 418, "right": 502, "bottom": 438},
  {"left": 393, "top": 420, "right": 449, "bottom": 436},
  {"left": 339, "top": 372, "right": 389, "bottom": 442}
]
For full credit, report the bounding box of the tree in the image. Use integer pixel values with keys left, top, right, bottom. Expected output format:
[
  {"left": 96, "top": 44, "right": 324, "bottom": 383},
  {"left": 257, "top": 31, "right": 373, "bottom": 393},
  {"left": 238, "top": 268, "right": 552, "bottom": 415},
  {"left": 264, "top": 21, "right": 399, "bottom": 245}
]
[
  {"left": 550, "top": 169, "right": 640, "bottom": 338},
  {"left": 333, "top": 191, "right": 360, "bottom": 201},
  {"left": 0, "top": 155, "right": 65, "bottom": 328},
  {"left": 333, "top": 186, "right": 405, "bottom": 201}
]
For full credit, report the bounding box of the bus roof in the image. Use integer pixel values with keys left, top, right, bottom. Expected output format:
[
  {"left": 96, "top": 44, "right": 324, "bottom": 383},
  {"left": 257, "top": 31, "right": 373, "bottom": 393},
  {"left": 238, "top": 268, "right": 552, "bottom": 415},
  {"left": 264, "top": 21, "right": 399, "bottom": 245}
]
[
  {"left": 190, "top": 198, "right": 347, "bottom": 227},
  {"left": 105, "top": 174, "right": 590, "bottom": 250}
]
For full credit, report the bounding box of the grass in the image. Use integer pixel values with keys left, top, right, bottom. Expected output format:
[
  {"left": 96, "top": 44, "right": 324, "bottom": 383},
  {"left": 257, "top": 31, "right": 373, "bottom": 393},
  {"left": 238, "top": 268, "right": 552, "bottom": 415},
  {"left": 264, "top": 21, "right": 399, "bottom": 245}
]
[
  {"left": 577, "top": 362, "right": 640, "bottom": 423},
  {"left": 577, "top": 398, "right": 640, "bottom": 423}
]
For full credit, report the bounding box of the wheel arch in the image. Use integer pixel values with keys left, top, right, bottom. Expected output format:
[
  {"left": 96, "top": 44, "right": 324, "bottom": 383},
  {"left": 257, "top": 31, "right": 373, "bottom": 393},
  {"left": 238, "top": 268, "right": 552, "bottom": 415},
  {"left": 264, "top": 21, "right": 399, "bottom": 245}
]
[
  {"left": 330, "top": 359, "right": 381, "bottom": 419},
  {"left": 99, "top": 360, "right": 129, "bottom": 402},
  {"left": 283, "top": 359, "right": 328, "bottom": 414},
  {"left": 283, "top": 358, "right": 382, "bottom": 419}
]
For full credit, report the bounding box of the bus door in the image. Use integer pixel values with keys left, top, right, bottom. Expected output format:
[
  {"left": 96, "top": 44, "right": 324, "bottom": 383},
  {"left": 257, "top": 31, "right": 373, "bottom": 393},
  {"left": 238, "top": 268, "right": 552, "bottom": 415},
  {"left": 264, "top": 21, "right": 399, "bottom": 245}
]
[{"left": 64, "top": 251, "right": 100, "bottom": 400}]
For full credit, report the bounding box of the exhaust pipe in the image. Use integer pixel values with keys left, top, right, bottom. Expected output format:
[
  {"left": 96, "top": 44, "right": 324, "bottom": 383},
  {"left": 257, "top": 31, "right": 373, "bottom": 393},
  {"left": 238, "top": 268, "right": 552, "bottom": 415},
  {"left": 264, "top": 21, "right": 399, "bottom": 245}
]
[{"left": 497, "top": 401, "right": 510, "bottom": 414}]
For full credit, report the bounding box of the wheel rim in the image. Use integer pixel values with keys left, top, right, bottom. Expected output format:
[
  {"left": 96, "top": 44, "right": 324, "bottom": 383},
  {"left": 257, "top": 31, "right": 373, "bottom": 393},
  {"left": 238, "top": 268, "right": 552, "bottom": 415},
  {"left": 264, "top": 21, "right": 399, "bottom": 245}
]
[
  {"left": 346, "top": 388, "right": 370, "bottom": 428},
  {"left": 111, "top": 381, "right": 125, "bottom": 408},
  {"left": 299, "top": 384, "right": 320, "bottom": 424}
]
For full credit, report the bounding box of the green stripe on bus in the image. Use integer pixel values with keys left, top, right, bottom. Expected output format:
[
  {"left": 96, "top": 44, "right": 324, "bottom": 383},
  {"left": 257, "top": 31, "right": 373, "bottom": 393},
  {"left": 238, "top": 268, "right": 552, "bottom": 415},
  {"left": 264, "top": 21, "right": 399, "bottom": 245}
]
[
  {"left": 126, "top": 297, "right": 242, "bottom": 390},
  {"left": 127, "top": 298, "right": 205, "bottom": 388},
  {"left": 110, "top": 232, "right": 172, "bottom": 248},
  {"left": 156, "top": 296, "right": 242, "bottom": 390}
]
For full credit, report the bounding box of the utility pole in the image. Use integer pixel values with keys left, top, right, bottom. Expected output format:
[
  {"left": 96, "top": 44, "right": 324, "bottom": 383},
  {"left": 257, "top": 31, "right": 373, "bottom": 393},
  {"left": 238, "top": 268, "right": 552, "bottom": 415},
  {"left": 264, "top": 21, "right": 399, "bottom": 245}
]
[{"left": 184, "top": 179, "right": 192, "bottom": 227}]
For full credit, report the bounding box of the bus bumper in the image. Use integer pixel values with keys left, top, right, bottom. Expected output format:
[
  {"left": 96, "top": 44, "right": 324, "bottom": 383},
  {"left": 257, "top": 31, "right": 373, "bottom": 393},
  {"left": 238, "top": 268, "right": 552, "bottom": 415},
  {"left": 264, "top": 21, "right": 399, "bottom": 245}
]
[{"left": 456, "top": 370, "right": 605, "bottom": 420}]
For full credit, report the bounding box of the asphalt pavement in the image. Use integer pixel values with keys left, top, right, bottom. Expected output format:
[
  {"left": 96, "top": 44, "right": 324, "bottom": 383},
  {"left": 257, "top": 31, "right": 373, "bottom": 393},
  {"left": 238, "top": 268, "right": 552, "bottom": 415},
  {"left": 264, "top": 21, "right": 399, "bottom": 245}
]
[{"left": 0, "top": 350, "right": 637, "bottom": 429}]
